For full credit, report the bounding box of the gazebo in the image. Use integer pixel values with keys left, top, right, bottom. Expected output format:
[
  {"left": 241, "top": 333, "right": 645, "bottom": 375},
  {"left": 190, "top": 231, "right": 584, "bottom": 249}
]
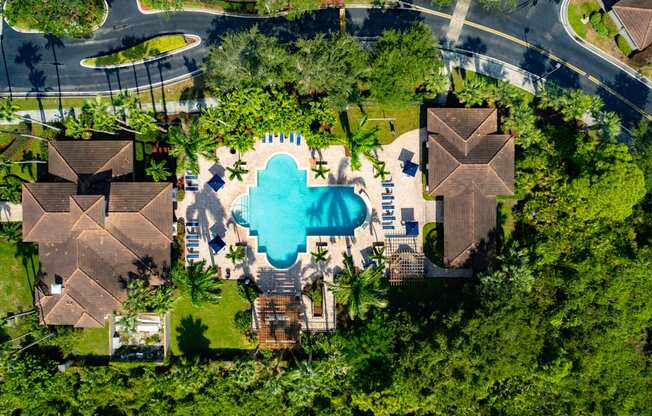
[{"left": 385, "top": 236, "right": 425, "bottom": 285}]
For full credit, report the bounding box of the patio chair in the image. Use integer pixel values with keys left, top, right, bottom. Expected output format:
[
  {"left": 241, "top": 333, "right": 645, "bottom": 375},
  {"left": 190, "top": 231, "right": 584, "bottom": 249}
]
[
  {"left": 382, "top": 194, "right": 394, "bottom": 200},
  {"left": 382, "top": 204, "right": 394, "bottom": 210},
  {"left": 382, "top": 224, "right": 395, "bottom": 230},
  {"left": 382, "top": 182, "right": 394, "bottom": 187},
  {"left": 186, "top": 234, "right": 200, "bottom": 240},
  {"left": 186, "top": 241, "right": 200, "bottom": 248},
  {"left": 289, "top": 132, "right": 294, "bottom": 143},
  {"left": 280, "top": 132, "right": 285, "bottom": 143},
  {"left": 382, "top": 216, "right": 395, "bottom": 221},
  {"left": 296, "top": 133, "right": 301, "bottom": 145},
  {"left": 186, "top": 220, "right": 199, "bottom": 227},
  {"left": 186, "top": 253, "right": 200, "bottom": 260}
]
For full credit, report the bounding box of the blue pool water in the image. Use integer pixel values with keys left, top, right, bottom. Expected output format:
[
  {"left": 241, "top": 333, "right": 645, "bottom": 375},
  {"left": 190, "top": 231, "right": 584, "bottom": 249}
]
[{"left": 232, "top": 154, "right": 367, "bottom": 268}]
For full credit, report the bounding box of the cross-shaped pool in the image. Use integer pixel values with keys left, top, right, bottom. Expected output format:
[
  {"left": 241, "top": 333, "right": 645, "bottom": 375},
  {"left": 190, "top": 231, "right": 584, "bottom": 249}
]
[{"left": 231, "top": 154, "right": 367, "bottom": 269}]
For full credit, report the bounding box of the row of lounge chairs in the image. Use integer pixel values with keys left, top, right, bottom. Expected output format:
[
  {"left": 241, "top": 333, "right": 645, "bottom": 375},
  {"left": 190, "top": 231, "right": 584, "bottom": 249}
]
[
  {"left": 186, "top": 220, "right": 200, "bottom": 262},
  {"left": 261, "top": 132, "right": 302, "bottom": 145},
  {"left": 185, "top": 172, "right": 199, "bottom": 192},
  {"left": 381, "top": 181, "right": 395, "bottom": 231}
]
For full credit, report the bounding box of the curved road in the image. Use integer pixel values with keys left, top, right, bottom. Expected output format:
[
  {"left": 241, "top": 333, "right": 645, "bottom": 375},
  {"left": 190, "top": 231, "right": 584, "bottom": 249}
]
[{"left": 0, "top": 0, "right": 649, "bottom": 127}]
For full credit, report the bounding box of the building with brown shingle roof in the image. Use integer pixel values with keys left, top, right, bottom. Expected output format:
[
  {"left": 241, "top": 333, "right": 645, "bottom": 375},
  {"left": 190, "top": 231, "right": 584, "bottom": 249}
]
[
  {"left": 23, "top": 140, "right": 173, "bottom": 328},
  {"left": 612, "top": 0, "right": 652, "bottom": 51},
  {"left": 426, "top": 108, "right": 514, "bottom": 269}
]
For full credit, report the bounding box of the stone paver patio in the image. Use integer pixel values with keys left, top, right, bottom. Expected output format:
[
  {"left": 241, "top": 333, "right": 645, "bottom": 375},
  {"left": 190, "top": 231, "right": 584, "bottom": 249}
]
[{"left": 177, "top": 128, "right": 432, "bottom": 330}]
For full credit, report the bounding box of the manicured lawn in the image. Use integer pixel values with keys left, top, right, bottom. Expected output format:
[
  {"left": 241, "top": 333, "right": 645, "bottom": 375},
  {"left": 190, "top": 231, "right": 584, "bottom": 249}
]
[
  {"left": 140, "top": 0, "right": 256, "bottom": 13},
  {"left": 71, "top": 325, "right": 109, "bottom": 356},
  {"left": 332, "top": 103, "right": 421, "bottom": 145},
  {"left": 170, "top": 281, "right": 253, "bottom": 355},
  {"left": 0, "top": 241, "right": 38, "bottom": 318},
  {"left": 83, "top": 35, "right": 192, "bottom": 67},
  {"left": 497, "top": 198, "right": 516, "bottom": 242},
  {"left": 567, "top": 3, "right": 587, "bottom": 39},
  {"left": 422, "top": 222, "right": 443, "bottom": 266}
]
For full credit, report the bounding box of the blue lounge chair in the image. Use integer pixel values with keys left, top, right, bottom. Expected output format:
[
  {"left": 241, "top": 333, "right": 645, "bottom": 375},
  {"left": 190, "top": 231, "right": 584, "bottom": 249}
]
[
  {"left": 186, "top": 241, "right": 200, "bottom": 248},
  {"left": 296, "top": 133, "right": 301, "bottom": 145},
  {"left": 186, "top": 186, "right": 199, "bottom": 192},
  {"left": 382, "top": 216, "right": 395, "bottom": 221},
  {"left": 280, "top": 133, "right": 285, "bottom": 143},
  {"left": 382, "top": 194, "right": 394, "bottom": 200},
  {"left": 383, "top": 182, "right": 394, "bottom": 187},
  {"left": 383, "top": 225, "right": 395, "bottom": 230},
  {"left": 186, "top": 234, "right": 200, "bottom": 240},
  {"left": 186, "top": 253, "right": 200, "bottom": 260},
  {"left": 289, "top": 132, "right": 294, "bottom": 143},
  {"left": 382, "top": 204, "right": 394, "bottom": 210},
  {"left": 186, "top": 221, "right": 199, "bottom": 227},
  {"left": 185, "top": 174, "right": 198, "bottom": 181}
]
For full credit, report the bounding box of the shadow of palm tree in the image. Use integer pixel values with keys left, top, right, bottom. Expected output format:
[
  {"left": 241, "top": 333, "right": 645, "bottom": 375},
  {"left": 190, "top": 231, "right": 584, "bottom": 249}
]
[
  {"left": 15, "top": 242, "right": 38, "bottom": 294},
  {"left": 176, "top": 315, "right": 210, "bottom": 358}
]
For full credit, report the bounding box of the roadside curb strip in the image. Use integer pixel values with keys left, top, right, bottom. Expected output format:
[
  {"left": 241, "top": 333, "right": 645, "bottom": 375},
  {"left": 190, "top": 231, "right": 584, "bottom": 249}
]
[
  {"left": 3, "top": 0, "right": 110, "bottom": 35},
  {"left": 80, "top": 34, "right": 202, "bottom": 69},
  {"left": 559, "top": 0, "right": 651, "bottom": 90}
]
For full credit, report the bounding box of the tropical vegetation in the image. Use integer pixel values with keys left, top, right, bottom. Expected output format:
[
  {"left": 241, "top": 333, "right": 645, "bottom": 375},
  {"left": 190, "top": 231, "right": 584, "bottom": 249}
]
[
  {"left": 82, "top": 35, "right": 193, "bottom": 67},
  {"left": 3, "top": 0, "right": 105, "bottom": 38}
]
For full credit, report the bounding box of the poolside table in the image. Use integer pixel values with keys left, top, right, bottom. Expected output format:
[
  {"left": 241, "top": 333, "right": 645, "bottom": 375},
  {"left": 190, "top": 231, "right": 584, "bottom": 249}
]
[
  {"left": 402, "top": 160, "right": 419, "bottom": 177},
  {"left": 209, "top": 235, "right": 226, "bottom": 254},
  {"left": 405, "top": 221, "right": 419, "bottom": 236}
]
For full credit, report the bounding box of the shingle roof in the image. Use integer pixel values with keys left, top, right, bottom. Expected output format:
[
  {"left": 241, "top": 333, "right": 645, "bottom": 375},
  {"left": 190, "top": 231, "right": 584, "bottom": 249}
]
[
  {"left": 255, "top": 295, "right": 301, "bottom": 349},
  {"left": 613, "top": 0, "right": 652, "bottom": 50},
  {"left": 49, "top": 140, "right": 133, "bottom": 182},
  {"left": 24, "top": 140, "right": 172, "bottom": 328},
  {"left": 426, "top": 108, "right": 514, "bottom": 269}
]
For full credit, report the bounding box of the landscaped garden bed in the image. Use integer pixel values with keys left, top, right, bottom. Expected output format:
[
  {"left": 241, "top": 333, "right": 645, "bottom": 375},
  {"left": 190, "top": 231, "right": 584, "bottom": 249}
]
[
  {"left": 81, "top": 34, "right": 200, "bottom": 68},
  {"left": 567, "top": 0, "right": 651, "bottom": 80},
  {"left": 3, "top": 0, "right": 107, "bottom": 38}
]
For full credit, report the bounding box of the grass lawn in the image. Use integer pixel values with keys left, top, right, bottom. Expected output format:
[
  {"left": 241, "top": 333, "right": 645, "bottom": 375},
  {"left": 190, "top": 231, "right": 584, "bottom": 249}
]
[
  {"left": 497, "top": 198, "right": 516, "bottom": 242},
  {"left": 422, "top": 222, "right": 443, "bottom": 266},
  {"left": 170, "top": 281, "right": 253, "bottom": 355},
  {"left": 0, "top": 241, "right": 38, "bottom": 319},
  {"left": 332, "top": 103, "right": 421, "bottom": 145},
  {"left": 140, "top": 0, "right": 256, "bottom": 13},
  {"left": 71, "top": 325, "right": 109, "bottom": 356},
  {"left": 83, "top": 35, "right": 192, "bottom": 67}
]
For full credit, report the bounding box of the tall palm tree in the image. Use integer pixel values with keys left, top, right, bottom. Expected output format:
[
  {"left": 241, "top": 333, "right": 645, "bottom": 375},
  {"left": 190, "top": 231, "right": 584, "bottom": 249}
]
[
  {"left": 171, "top": 261, "right": 221, "bottom": 307},
  {"left": 371, "top": 158, "right": 390, "bottom": 182},
  {"left": 0, "top": 97, "right": 61, "bottom": 132},
  {"left": 328, "top": 253, "right": 388, "bottom": 320},
  {"left": 335, "top": 115, "right": 381, "bottom": 171},
  {"left": 369, "top": 246, "right": 388, "bottom": 269},
  {"left": 310, "top": 245, "right": 328, "bottom": 263},
  {"left": 145, "top": 159, "right": 171, "bottom": 182},
  {"left": 81, "top": 96, "right": 118, "bottom": 135},
  {"left": 226, "top": 159, "right": 249, "bottom": 181},
  {"left": 226, "top": 245, "right": 246, "bottom": 265},
  {"left": 311, "top": 163, "right": 330, "bottom": 180},
  {"left": 0, "top": 222, "right": 22, "bottom": 243},
  {"left": 167, "top": 125, "right": 217, "bottom": 175}
]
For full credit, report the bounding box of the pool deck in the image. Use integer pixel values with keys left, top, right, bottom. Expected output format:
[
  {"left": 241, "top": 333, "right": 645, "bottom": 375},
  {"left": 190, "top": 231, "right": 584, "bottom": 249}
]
[{"left": 178, "top": 128, "right": 432, "bottom": 331}]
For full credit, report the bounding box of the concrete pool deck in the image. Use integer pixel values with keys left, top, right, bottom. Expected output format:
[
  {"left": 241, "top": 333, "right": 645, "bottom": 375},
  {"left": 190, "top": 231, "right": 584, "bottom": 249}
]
[{"left": 177, "top": 128, "right": 433, "bottom": 330}]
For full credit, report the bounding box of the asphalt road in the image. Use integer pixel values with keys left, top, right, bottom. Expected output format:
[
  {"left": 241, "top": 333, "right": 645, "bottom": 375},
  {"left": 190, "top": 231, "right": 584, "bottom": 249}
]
[{"left": 0, "top": 0, "right": 649, "bottom": 127}]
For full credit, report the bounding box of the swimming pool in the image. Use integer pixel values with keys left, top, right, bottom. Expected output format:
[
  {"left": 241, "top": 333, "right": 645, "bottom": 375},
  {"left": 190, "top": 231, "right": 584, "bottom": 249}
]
[{"left": 232, "top": 154, "right": 367, "bottom": 269}]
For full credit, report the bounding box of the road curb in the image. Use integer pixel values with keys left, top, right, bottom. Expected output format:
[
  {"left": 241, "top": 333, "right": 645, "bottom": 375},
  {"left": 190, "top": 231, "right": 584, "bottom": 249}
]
[{"left": 559, "top": 0, "right": 651, "bottom": 90}]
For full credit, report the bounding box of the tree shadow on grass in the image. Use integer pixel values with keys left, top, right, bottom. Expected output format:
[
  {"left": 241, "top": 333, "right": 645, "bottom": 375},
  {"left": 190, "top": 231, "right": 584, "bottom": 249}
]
[{"left": 176, "top": 315, "right": 210, "bottom": 358}]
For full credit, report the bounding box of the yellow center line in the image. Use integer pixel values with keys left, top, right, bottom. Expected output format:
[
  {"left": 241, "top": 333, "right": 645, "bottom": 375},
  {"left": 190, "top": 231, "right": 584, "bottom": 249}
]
[{"left": 461, "top": 19, "right": 651, "bottom": 121}]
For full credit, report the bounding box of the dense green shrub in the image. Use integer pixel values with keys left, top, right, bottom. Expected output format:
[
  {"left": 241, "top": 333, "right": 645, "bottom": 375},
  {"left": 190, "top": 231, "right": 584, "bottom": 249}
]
[
  {"left": 616, "top": 34, "right": 633, "bottom": 57},
  {"left": 590, "top": 11, "right": 609, "bottom": 36}
]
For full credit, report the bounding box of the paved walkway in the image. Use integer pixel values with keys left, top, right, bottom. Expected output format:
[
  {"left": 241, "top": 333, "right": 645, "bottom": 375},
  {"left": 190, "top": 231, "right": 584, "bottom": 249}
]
[
  {"left": 445, "top": 0, "right": 471, "bottom": 45},
  {"left": 0, "top": 202, "right": 22, "bottom": 222}
]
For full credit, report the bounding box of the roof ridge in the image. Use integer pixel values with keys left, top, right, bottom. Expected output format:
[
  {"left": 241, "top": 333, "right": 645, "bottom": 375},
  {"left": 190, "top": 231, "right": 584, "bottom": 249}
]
[
  {"left": 22, "top": 186, "right": 46, "bottom": 241},
  {"left": 431, "top": 110, "right": 465, "bottom": 142},
  {"left": 74, "top": 312, "right": 103, "bottom": 327},
  {"left": 139, "top": 184, "right": 172, "bottom": 241},
  {"left": 487, "top": 137, "right": 515, "bottom": 195},
  {"left": 43, "top": 292, "right": 83, "bottom": 322},
  {"left": 73, "top": 267, "right": 122, "bottom": 305},
  {"left": 467, "top": 108, "right": 497, "bottom": 139},
  {"left": 429, "top": 138, "right": 461, "bottom": 194},
  {"left": 95, "top": 141, "right": 131, "bottom": 176},
  {"left": 50, "top": 142, "right": 78, "bottom": 181},
  {"left": 100, "top": 222, "right": 152, "bottom": 265}
]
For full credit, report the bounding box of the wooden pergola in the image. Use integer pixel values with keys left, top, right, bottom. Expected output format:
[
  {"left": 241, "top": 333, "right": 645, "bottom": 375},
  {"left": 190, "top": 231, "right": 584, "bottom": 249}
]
[{"left": 385, "top": 236, "right": 425, "bottom": 285}]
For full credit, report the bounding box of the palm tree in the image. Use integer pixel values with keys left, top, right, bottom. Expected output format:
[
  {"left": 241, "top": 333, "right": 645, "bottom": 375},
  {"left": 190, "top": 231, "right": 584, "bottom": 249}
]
[
  {"left": 167, "top": 125, "right": 217, "bottom": 175},
  {"left": 64, "top": 115, "right": 92, "bottom": 140},
  {"left": 113, "top": 93, "right": 164, "bottom": 135},
  {"left": 0, "top": 183, "right": 21, "bottom": 203},
  {"left": 226, "top": 245, "right": 246, "bottom": 265},
  {"left": 0, "top": 97, "right": 60, "bottom": 132},
  {"left": 227, "top": 159, "right": 249, "bottom": 181},
  {"left": 310, "top": 245, "right": 328, "bottom": 263},
  {"left": 371, "top": 158, "right": 390, "bottom": 181},
  {"left": 171, "top": 261, "right": 221, "bottom": 307},
  {"left": 311, "top": 163, "right": 330, "bottom": 180},
  {"left": 369, "top": 246, "right": 388, "bottom": 269},
  {"left": 149, "top": 285, "right": 175, "bottom": 314},
  {"left": 0, "top": 222, "right": 22, "bottom": 243},
  {"left": 335, "top": 115, "right": 381, "bottom": 171},
  {"left": 81, "top": 96, "right": 118, "bottom": 135},
  {"left": 145, "top": 159, "right": 171, "bottom": 182},
  {"left": 328, "top": 253, "right": 388, "bottom": 321}
]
